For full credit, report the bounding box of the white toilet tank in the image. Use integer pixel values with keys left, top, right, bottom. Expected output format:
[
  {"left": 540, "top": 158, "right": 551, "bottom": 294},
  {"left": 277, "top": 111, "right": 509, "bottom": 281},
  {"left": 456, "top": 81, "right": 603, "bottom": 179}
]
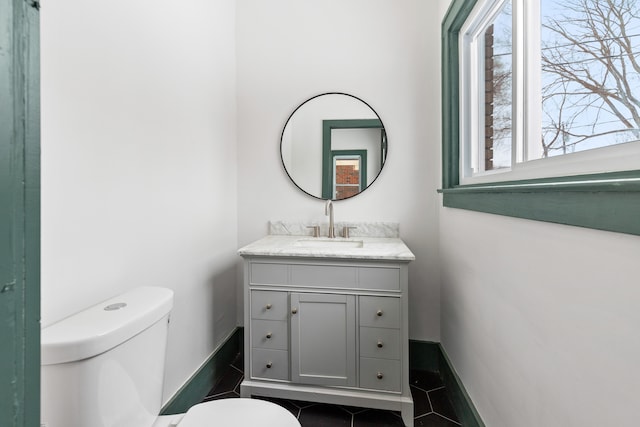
[{"left": 41, "top": 287, "right": 174, "bottom": 427}]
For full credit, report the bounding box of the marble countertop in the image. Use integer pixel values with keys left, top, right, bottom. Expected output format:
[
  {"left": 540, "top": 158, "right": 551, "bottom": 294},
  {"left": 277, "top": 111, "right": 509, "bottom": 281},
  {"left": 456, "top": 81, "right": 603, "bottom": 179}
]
[{"left": 237, "top": 235, "right": 415, "bottom": 261}]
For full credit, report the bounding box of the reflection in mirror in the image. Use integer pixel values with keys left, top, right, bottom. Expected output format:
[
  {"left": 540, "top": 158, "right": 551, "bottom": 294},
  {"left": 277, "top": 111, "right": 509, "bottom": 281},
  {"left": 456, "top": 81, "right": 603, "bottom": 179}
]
[{"left": 281, "top": 93, "right": 387, "bottom": 200}]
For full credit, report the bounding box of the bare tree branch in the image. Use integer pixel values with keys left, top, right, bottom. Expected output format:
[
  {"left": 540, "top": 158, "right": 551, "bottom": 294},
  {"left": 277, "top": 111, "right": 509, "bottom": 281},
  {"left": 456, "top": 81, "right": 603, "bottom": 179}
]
[{"left": 540, "top": 0, "right": 640, "bottom": 155}]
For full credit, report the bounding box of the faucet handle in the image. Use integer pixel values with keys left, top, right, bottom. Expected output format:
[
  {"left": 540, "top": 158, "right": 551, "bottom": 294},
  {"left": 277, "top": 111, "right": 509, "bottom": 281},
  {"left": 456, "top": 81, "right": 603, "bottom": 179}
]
[
  {"left": 306, "top": 225, "right": 320, "bottom": 238},
  {"left": 342, "top": 226, "right": 357, "bottom": 238}
]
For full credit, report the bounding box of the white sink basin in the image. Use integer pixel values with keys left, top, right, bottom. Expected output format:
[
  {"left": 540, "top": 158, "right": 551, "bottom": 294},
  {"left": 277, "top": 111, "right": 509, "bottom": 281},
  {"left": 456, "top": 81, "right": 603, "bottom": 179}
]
[{"left": 293, "top": 238, "right": 364, "bottom": 249}]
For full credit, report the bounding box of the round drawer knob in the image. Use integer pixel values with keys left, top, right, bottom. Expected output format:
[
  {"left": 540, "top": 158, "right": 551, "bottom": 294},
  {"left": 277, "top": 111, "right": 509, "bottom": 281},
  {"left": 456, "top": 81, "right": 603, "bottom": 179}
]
[
  {"left": 377, "top": 341, "right": 384, "bottom": 348},
  {"left": 291, "top": 308, "right": 298, "bottom": 314},
  {"left": 376, "top": 372, "right": 384, "bottom": 380},
  {"left": 266, "top": 303, "right": 272, "bottom": 310},
  {"left": 266, "top": 362, "right": 273, "bottom": 369},
  {"left": 266, "top": 332, "right": 272, "bottom": 339},
  {"left": 376, "top": 310, "right": 383, "bottom": 317}
]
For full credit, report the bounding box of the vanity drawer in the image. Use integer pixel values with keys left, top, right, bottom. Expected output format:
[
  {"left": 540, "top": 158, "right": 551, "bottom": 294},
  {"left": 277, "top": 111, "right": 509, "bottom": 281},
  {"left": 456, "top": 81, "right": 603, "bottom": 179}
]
[
  {"left": 358, "top": 267, "right": 400, "bottom": 291},
  {"left": 359, "top": 327, "right": 400, "bottom": 360},
  {"left": 359, "top": 296, "right": 401, "bottom": 329},
  {"left": 251, "top": 320, "right": 288, "bottom": 351},
  {"left": 290, "top": 264, "right": 357, "bottom": 288},
  {"left": 251, "top": 348, "right": 289, "bottom": 381},
  {"left": 288, "top": 264, "right": 400, "bottom": 290},
  {"left": 251, "top": 290, "right": 288, "bottom": 321},
  {"left": 250, "top": 262, "right": 288, "bottom": 285},
  {"left": 359, "top": 357, "right": 401, "bottom": 392}
]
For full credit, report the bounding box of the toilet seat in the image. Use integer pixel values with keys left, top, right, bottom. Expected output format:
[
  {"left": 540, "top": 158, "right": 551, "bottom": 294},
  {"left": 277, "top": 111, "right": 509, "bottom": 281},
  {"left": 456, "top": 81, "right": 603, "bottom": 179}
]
[{"left": 177, "top": 398, "right": 300, "bottom": 427}]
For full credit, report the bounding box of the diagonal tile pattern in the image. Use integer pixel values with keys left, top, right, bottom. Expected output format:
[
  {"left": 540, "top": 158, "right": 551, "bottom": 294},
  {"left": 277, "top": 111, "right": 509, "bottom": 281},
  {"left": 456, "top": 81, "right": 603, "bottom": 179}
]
[{"left": 201, "top": 353, "right": 462, "bottom": 426}]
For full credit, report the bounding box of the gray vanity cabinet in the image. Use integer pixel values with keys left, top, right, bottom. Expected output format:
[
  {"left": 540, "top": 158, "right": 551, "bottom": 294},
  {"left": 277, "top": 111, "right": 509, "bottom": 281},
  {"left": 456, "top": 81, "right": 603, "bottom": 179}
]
[{"left": 240, "top": 256, "right": 414, "bottom": 427}]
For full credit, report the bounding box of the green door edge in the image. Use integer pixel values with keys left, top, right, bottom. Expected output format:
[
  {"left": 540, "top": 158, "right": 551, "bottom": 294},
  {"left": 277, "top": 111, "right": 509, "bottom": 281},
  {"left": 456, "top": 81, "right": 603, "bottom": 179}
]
[
  {"left": 0, "top": 1, "right": 41, "bottom": 426},
  {"left": 321, "top": 119, "right": 383, "bottom": 199}
]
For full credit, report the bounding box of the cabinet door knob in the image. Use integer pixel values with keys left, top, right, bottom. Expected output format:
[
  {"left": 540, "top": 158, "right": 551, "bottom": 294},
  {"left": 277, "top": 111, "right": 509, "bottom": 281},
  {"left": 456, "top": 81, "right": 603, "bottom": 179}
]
[
  {"left": 266, "top": 332, "right": 272, "bottom": 339},
  {"left": 291, "top": 308, "right": 298, "bottom": 314},
  {"left": 265, "top": 303, "right": 272, "bottom": 310},
  {"left": 376, "top": 372, "right": 384, "bottom": 380},
  {"left": 377, "top": 340, "right": 384, "bottom": 348},
  {"left": 376, "top": 309, "right": 383, "bottom": 317},
  {"left": 266, "top": 362, "right": 273, "bottom": 369}
]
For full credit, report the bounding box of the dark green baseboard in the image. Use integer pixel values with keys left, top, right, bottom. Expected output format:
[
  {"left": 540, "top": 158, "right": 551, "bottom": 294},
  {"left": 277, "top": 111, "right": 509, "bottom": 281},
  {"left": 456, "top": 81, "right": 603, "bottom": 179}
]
[
  {"left": 409, "top": 339, "right": 441, "bottom": 372},
  {"left": 161, "top": 327, "right": 243, "bottom": 415},
  {"left": 410, "top": 340, "right": 485, "bottom": 427},
  {"left": 162, "top": 331, "right": 482, "bottom": 426}
]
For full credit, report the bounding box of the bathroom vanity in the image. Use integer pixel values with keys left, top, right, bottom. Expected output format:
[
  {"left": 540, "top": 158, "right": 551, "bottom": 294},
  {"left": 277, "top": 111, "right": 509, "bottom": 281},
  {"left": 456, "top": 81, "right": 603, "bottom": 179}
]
[{"left": 239, "top": 228, "right": 415, "bottom": 426}]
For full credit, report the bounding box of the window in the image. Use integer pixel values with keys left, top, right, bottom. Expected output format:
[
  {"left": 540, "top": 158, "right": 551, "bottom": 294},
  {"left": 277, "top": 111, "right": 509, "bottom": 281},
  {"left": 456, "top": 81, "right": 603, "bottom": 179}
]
[
  {"left": 441, "top": 0, "right": 640, "bottom": 235},
  {"left": 461, "top": 0, "right": 513, "bottom": 176},
  {"left": 333, "top": 151, "right": 367, "bottom": 200},
  {"left": 460, "top": 0, "right": 640, "bottom": 184}
]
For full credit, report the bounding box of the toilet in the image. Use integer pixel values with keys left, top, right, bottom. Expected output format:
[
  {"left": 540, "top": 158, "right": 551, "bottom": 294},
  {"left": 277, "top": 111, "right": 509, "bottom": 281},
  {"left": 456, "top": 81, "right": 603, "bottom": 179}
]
[{"left": 41, "top": 286, "right": 300, "bottom": 427}]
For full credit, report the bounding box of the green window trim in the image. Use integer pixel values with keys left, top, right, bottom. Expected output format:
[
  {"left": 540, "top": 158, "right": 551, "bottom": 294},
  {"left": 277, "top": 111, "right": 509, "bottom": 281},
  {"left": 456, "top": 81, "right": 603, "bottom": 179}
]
[
  {"left": 440, "top": 0, "right": 640, "bottom": 236},
  {"left": 321, "top": 119, "right": 383, "bottom": 199}
]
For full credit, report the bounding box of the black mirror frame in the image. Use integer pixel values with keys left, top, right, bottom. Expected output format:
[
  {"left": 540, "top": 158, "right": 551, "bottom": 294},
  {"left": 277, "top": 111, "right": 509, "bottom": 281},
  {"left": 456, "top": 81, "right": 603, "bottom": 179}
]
[{"left": 280, "top": 92, "right": 387, "bottom": 201}]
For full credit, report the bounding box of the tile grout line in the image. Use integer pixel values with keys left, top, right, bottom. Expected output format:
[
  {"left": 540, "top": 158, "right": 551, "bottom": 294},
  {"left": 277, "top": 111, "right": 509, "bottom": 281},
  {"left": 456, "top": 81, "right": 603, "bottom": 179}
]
[
  {"left": 427, "top": 386, "right": 462, "bottom": 425},
  {"left": 412, "top": 384, "right": 445, "bottom": 394},
  {"left": 426, "top": 388, "right": 434, "bottom": 414},
  {"left": 231, "top": 373, "right": 243, "bottom": 394},
  {"left": 229, "top": 364, "right": 243, "bottom": 374},
  {"left": 414, "top": 412, "right": 436, "bottom": 420},
  {"left": 433, "top": 411, "right": 462, "bottom": 426}
]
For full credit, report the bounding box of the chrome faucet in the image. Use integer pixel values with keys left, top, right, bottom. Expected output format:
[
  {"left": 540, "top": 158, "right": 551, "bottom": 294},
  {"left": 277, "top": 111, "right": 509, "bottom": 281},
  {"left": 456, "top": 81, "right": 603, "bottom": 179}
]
[{"left": 325, "top": 200, "right": 335, "bottom": 238}]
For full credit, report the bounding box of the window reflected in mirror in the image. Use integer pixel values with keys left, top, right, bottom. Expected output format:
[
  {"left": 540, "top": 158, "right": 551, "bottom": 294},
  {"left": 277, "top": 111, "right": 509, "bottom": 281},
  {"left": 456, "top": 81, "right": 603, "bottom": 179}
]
[{"left": 334, "top": 155, "right": 363, "bottom": 200}]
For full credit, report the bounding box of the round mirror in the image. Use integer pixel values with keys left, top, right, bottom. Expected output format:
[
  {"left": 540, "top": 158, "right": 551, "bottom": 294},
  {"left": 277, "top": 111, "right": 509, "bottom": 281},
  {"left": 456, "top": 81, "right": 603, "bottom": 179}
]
[{"left": 280, "top": 93, "right": 387, "bottom": 200}]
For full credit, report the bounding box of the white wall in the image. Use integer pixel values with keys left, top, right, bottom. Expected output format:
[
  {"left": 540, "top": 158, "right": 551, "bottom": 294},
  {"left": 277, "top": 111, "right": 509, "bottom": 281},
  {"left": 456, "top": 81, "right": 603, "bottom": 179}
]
[
  {"left": 236, "top": 0, "right": 443, "bottom": 341},
  {"left": 41, "top": 0, "right": 238, "bottom": 402},
  {"left": 440, "top": 211, "right": 640, "bottom": 426},
  {"left": 437, "top": 1, "right": 640, "bottom": 426}
]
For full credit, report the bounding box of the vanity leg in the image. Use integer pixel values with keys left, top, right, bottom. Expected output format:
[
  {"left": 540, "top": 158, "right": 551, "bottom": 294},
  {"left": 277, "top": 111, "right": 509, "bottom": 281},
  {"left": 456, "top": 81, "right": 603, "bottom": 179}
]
[
  {"left": 401, "top": 401, "right": 414, "bottom": 427},
  {"left": 240, "top": 381, "right": 251, "bottom": 398}
]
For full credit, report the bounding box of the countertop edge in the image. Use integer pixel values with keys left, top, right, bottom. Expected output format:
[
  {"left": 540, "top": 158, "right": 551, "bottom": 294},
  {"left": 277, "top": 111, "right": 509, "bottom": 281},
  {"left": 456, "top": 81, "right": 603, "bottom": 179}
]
[
  {"left": 238, "top": 251, "right": 415, "bottom": 262},
  {"left": 237, "top": 235, "right": 416, "bottom": 262}
]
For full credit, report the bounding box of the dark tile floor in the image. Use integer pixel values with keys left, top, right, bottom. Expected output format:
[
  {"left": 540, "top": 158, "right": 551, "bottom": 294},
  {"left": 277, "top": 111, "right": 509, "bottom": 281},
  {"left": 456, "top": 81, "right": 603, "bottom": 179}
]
[{"left": 201, "top": 353, "right": 462, "bottom": 427}]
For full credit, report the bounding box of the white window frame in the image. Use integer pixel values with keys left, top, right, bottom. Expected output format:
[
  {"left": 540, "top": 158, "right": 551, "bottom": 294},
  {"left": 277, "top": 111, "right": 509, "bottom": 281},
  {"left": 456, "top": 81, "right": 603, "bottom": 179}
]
[
  {"left": 459, "top": 0, "right": 640, "bottom": 186},
  {"left": 332, "top": 154, "right": 363, "bottom": 198}
]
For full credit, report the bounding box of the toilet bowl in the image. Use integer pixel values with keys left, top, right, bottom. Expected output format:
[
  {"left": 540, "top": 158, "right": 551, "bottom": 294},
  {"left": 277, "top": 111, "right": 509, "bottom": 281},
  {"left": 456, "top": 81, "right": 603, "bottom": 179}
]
[
  {"left": 41, "top": 287, "right": 300, "bottom": 427},
  {"left": 152, "top": 398, "right": 298, "bottom": 427}
]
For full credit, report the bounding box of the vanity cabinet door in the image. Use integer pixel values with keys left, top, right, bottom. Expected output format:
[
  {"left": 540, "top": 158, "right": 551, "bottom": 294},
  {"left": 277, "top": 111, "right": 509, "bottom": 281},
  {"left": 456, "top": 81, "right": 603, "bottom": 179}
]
[{"left": 290, "top": 293, "right": 356, "bottom": 387}]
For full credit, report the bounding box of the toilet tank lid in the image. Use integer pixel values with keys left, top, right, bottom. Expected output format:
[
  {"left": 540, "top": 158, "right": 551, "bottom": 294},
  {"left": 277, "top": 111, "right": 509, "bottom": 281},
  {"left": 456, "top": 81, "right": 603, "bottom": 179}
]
[{"left": 41, "top": 287, "right": 174, "bottom": 365}]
